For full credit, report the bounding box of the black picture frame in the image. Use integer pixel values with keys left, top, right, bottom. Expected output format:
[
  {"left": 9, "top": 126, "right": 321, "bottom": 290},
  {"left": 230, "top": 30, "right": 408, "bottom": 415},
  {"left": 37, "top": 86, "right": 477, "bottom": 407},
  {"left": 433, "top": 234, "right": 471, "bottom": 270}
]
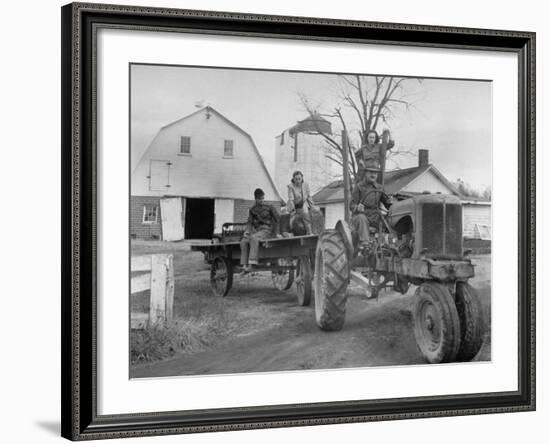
[{"left": 61, "top": 2, "right": 536, "bottom": 440}]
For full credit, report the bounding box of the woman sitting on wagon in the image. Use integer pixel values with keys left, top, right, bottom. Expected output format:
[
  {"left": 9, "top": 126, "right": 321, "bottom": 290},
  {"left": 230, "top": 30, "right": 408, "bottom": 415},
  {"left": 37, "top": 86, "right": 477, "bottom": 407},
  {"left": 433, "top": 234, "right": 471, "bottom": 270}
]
[{"left": 287, "top": 170, "right": 318, "bottom": 235}]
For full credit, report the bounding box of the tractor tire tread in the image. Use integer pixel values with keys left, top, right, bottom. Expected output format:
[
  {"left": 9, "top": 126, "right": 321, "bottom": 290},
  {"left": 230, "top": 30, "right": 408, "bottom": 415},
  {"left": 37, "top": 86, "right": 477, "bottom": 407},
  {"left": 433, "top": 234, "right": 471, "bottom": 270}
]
[{"left": 314, "top": 230, "right": 350, "bottom": 332}]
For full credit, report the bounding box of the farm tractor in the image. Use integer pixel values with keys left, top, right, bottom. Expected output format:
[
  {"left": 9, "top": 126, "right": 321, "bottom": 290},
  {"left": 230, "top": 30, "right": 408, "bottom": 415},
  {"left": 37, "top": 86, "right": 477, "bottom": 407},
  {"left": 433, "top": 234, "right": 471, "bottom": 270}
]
[{"left": 312, "top": 132, "right": 484, "bottom": 363}]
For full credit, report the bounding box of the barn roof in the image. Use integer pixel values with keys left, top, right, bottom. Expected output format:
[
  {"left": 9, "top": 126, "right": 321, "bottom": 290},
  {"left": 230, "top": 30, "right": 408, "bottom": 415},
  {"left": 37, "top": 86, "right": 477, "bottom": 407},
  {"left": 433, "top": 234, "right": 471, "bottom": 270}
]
[
  {"left": 312, "top": 163, "right": 465, "bottom": 204},
  {"left": 138, "top": 106, "right": 283, "bottom": 201}
]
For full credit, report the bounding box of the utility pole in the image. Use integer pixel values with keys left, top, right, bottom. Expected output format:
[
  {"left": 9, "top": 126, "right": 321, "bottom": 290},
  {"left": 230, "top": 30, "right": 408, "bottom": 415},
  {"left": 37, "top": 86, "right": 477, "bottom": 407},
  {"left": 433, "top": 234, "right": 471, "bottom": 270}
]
[
  {"left": 342, "top": 130, "right": 351, "bottom": 224},
  {"left": 379, "top": 129, "right": 390, "bottom": 187}
]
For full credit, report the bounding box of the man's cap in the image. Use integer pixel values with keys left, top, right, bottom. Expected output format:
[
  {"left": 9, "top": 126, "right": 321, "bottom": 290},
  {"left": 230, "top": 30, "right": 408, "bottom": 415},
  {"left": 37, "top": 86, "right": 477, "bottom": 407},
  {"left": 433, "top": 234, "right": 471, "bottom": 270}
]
[
  {"left": 254, "top": 188, "right": 265, "bottom": 198},
  {"left": 364, "top": 159, "right": 381, "bottom": 172}
]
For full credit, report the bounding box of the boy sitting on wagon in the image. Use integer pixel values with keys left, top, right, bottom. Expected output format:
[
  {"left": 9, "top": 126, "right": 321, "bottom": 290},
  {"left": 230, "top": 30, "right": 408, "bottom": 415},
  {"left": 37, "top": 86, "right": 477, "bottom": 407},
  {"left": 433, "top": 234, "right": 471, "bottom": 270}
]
[{"left": 240, "top": 188, "right": 280, "bottom": 274}]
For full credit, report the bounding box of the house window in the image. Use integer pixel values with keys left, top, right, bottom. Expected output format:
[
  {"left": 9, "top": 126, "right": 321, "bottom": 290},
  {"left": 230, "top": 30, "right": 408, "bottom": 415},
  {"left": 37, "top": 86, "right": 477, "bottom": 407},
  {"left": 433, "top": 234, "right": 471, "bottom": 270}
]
[
  {"left": 224, "top": 139, "right": 234, "bottom": 157},
  {"left": 142, "top": 204, "right": 158, "bottom": 224},
  {"left": 180, "top": 136, "right": 191, "bottom": 154}
]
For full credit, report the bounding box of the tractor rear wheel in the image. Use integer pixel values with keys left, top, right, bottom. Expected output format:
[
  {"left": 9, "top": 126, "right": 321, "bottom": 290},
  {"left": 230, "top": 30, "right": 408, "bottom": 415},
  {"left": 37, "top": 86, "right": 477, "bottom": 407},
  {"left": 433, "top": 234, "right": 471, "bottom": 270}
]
[
  {"left": 413, "top": 282, "right": 461, "bottom": 363},
  {"left": 455, "top": 282, "right": 484, "bottom": 361},
  {"left": 313, "top": 230, "right": 350, "bottom": 331}
]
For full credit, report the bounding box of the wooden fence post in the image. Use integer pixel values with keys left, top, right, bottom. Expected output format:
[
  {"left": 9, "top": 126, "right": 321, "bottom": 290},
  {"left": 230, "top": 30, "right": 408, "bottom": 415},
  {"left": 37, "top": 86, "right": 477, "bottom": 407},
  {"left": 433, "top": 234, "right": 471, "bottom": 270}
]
[
  {"left": 149, "top": 254, "right": 168, "bottom": 325},
  {"left": 165, "top": 255, "right": 174, "bottom": 323},
  {"left": 130, "top": 253, "right": 174, "bottom": 329}
]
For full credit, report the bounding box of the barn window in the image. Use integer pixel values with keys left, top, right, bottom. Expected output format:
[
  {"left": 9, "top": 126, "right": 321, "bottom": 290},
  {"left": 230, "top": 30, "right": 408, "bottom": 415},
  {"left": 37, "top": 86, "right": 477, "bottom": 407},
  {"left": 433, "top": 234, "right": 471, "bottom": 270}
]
[
  {"left": 142, "top": 204, "right": 158, "bottom": 224},
  {"left": 180, "top": 136, "right": 191, "bottom": 154},
  {"left": 224, "top": 139, "right": 234, "bottom": 157}
]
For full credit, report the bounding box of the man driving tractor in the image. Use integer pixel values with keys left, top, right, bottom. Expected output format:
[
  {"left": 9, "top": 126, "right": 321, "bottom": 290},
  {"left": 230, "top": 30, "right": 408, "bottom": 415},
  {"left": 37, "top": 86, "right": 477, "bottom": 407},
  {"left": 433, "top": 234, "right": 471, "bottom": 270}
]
[{"left": 350, "top": 159, "right": 392, "bottom": 252}]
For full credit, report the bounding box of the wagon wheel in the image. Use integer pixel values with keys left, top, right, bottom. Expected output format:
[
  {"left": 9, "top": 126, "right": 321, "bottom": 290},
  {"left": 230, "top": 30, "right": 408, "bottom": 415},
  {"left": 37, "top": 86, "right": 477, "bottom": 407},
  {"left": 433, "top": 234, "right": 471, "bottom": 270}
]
[
  {"left": 210, "top": 256, "right": 233, "bottom": 297},
  {"left": 412, "top": 282, "right": 461, "bottom": 363},
  {"left": 295, "top": 255, "right": 312, "bottom": 306},
  {"left": 272, "top": 258, "right": 294, "bottom": 291}
]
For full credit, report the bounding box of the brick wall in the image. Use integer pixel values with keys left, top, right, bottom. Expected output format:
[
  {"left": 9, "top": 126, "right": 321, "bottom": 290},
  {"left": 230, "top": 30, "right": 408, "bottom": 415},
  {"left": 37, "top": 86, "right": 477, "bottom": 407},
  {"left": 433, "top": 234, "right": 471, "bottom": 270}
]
[
  {"left": 233, "top": 199, "right": 282, "bottom": 223},
  {"left": 131, "top": 197, "right": 282, "bottom": 240},
  {"left": 130, "top": 196, "right": 163, "bottom": 240}
]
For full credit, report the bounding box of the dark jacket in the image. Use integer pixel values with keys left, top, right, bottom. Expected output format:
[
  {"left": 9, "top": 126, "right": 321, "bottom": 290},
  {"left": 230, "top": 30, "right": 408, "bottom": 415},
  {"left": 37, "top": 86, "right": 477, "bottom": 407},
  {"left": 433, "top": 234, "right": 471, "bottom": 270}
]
[
  {"left": 247, "top": 202, "right": 279, "bottom": 233},
  {"left": 350, "top": 180, "right": 391, "bottom": 214}
]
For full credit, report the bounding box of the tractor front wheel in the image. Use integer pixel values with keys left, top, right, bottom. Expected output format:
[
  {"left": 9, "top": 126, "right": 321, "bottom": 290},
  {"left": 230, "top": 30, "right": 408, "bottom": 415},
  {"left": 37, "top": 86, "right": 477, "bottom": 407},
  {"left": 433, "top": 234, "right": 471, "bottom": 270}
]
[
  {"left": 455, "top": 282, "right": 484, "bottom": 361},
  {"left": 413, "top": 282, "right": 461, "bottom": 363},
  {"left": 313, "top": 230, "right": 350, "bottom": 331}
]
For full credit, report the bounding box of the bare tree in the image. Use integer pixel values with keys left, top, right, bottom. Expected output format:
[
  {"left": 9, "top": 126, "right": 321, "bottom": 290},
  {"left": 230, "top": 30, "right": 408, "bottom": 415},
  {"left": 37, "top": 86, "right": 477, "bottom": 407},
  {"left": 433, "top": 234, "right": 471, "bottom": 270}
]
[
  {"left": 299, "top": 74, "right": 421, "bottom": 178},
  {"left": 454, "top": 179, "right": 491, "bottom": 201}
]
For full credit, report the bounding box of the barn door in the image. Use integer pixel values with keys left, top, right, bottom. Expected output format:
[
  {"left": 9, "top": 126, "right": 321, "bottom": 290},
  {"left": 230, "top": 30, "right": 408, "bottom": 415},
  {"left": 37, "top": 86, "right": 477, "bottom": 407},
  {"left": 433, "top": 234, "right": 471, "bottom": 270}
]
[
  {"left": 214, "top": 199, "right": 234, "bottom": 233},
  {"left": 160, "top": 198, "right": 184, "bottom": 241},
  {"left": 149, "top": 160, "right": 170, "bottom": 191}
]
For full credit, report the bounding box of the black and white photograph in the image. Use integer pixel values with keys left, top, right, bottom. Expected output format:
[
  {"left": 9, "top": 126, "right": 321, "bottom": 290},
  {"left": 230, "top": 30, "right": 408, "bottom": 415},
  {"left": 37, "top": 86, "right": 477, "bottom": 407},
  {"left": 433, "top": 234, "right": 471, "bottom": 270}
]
[
  {"left": 129, "top": 64, "right": 492, "bottom": 378},
  {"left": 2, "top": 0, "right": 544, "bottom": 442}
]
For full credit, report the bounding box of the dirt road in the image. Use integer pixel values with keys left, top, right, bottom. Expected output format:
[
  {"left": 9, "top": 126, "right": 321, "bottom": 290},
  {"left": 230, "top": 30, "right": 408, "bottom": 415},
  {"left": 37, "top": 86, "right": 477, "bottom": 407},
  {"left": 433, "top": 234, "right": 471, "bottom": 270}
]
[{"left": 130, "top": 243, "right": 491, "bottom": 378}]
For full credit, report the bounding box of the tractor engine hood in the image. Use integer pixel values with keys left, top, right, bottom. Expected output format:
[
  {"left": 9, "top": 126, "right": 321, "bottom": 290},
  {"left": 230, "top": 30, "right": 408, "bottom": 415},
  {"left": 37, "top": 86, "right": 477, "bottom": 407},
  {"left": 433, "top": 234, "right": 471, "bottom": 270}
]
[
  {"left": 388, "top": 193, "right": 464, "bottom": 259},
  {"left": 388, "top": 193, "right": 462, "bottom": 227}
]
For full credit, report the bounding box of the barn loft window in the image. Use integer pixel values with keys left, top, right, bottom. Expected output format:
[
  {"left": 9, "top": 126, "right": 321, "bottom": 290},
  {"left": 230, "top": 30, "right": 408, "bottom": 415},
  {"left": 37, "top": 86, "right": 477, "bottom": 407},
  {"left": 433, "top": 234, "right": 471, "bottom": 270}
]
[
  {"left": 224, "top": 139, "right": 234, "bottom": 157},
  {"left": 180, "top": 136, "right": 191, "bottom": 154},
  {"left": 142, "top": 204, "right": 158, "bottom": 224}
]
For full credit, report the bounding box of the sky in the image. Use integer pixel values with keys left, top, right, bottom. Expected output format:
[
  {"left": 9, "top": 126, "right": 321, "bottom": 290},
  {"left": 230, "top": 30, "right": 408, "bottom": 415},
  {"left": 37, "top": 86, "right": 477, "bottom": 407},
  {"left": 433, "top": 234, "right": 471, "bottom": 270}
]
[{"left": 131, "top": 64, "right": 492, "bottom": 191}]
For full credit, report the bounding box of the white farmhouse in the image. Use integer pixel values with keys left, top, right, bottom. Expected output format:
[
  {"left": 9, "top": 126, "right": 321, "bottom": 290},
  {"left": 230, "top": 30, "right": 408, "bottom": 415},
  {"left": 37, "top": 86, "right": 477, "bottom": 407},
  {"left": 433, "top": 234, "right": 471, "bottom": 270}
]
[
  {"left": 313, "top": 149, "right": 492, "bottom": 239},
  {"left": 131, "top": 106, "right": 282, "bottom": 240}
]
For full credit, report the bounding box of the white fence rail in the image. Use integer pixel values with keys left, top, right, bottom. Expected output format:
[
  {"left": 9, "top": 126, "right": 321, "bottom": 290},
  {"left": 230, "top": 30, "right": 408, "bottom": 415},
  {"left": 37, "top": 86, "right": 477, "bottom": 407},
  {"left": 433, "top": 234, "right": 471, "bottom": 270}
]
[{"left": 130, "top": 254, "right": 174, "bottom": 329}]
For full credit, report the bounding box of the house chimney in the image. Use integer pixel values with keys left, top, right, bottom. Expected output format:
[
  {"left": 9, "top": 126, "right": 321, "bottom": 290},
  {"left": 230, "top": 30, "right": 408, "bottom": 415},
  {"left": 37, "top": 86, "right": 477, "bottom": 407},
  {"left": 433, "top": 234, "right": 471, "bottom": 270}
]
[{"left": 419, "top": 149, "right": 429, "bottom": 167}]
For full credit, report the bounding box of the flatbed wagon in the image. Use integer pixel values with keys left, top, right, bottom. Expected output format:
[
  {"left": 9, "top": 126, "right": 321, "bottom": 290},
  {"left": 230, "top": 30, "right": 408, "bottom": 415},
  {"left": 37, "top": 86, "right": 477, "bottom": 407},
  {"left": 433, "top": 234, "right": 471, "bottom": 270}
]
[{"left": 191, "top": 221, "right": 319, "bottom": 306}]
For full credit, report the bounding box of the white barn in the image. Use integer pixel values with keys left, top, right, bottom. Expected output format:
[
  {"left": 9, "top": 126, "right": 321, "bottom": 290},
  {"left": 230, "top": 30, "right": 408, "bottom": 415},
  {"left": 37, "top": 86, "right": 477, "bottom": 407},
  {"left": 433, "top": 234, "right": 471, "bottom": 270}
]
[
  {"left": 131, "top": 106, "right": 282, "bottom": 240},
  {"left": 313, "top": 150, "right": 491, "bottom": 239}
]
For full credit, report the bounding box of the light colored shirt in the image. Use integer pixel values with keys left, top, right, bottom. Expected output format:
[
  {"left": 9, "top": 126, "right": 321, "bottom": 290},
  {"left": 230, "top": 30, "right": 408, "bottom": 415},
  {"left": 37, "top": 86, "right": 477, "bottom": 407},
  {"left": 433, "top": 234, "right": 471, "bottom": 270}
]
[{"left": 287, "top": 182, "right": 314, "bottom": 213}]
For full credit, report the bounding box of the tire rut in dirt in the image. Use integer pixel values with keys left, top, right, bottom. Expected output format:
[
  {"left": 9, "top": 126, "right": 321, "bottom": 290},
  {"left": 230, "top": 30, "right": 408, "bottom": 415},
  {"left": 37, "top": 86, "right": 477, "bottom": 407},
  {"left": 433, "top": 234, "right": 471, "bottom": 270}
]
[{"left": 314, "top": 230, "right": 350, "bottom": 332}]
